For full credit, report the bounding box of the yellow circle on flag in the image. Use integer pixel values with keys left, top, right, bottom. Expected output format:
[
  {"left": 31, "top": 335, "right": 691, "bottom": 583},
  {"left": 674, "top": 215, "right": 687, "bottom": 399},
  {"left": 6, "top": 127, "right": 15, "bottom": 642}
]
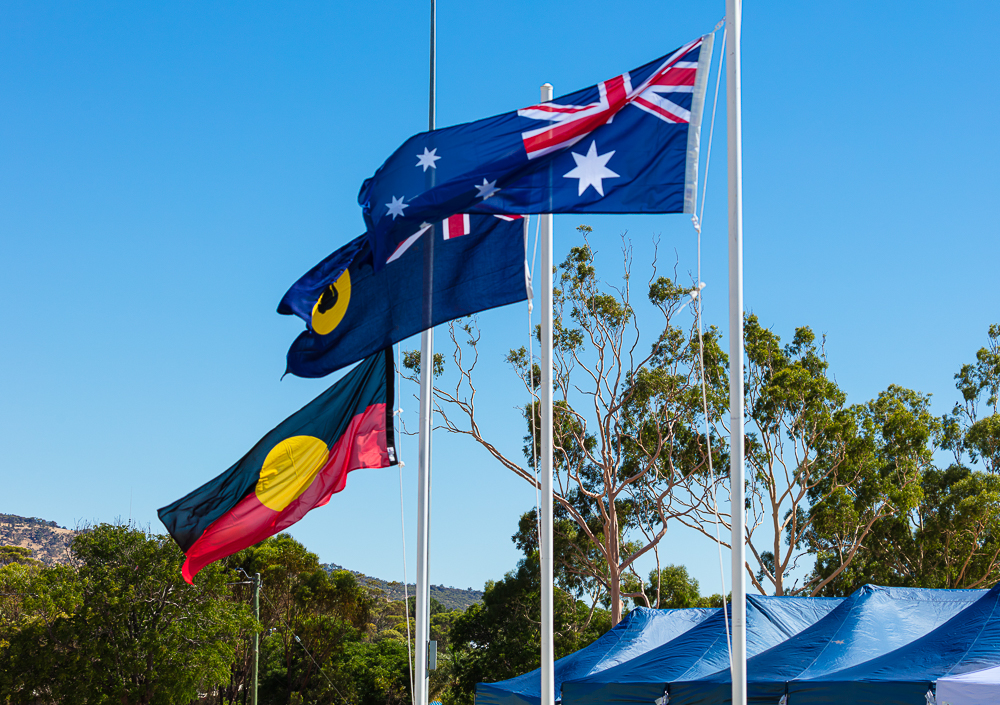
[
  {"left": 311, "top": 269, "right": 351, "bottom": 336},
  {"left": 255, "top": 436, "right": 330, "bottom": 511}
]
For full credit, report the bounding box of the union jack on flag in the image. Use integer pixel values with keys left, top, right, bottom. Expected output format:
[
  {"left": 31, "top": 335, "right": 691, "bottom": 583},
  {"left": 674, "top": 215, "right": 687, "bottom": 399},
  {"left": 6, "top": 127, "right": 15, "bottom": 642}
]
[
  {"left": 359, "top": 34, "right": 715, "bottom": 269},
  {"left": 518, "top": 37, "right": 703, "bottom": 159}
]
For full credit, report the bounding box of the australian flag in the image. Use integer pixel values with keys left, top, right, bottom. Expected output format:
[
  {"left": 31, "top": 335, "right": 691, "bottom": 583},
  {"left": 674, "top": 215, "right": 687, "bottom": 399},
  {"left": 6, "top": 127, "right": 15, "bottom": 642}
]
[
  {"left": 279, "top": 214, "right": 528, "bottom": 379},
  {"left": 359, "top": 35, "right": 714, "bottom": 268}
]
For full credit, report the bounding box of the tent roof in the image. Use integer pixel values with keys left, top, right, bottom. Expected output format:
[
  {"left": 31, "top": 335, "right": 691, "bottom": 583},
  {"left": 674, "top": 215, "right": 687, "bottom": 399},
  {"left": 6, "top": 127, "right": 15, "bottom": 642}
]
[
  {"left": 786, "top": 583, "right": 1000, "bottom": 705},
  {"left": 559, "top": 595, "right": 841, "bottom": 705},
  {"left": 668, "top": 584, "right": 987, "bottom": 705},
  {"left": 937, "top": 664, "right": 1000, "bottom": 705},
  {"left": 474, "top": 607, "right": 715, "bottom": 705},
  {"left": 938, "top": 662, "right": 1000, "bottom": 685}
]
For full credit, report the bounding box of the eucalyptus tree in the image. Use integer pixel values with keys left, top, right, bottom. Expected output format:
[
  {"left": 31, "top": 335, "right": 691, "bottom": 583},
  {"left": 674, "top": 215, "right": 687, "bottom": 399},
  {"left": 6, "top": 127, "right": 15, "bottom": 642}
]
[
  {"left": 800, "top": 384, "right": 935, "bottom": 594},
  {"left": 943, "top": 323, "right": 1000, "bottom": 473},
  {"left": 411, "top": 226, "right": 940, "bottom": 603},
  {"left": 813, "top": 463, "right": 1000, "bottom": 593},
  {"left": 814, "top": 324, "right": 1000, "bottom": 594},
  {"left": 407, "top": 226, "right": 730, "bottom": 624},
  {"left": 734, "top": 320, "right": 929, "bottom": 596}
]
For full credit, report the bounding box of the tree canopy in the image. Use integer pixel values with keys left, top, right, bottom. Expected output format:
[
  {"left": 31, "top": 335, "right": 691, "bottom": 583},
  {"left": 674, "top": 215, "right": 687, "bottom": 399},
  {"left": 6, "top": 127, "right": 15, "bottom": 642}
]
[
  {"left": 0, "top": 524, "right": 252, "bottom": 705},
  {"left": 411, "top": 227, "right": 730, "bottom": 624}
]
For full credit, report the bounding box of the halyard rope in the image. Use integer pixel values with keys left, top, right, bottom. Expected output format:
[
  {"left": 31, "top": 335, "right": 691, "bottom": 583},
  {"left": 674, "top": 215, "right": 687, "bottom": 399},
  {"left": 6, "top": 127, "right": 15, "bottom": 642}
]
[
  {"left": 693, "top": 21, "right": 733, "bottom": 667},
  {"left": 396, "top": 343, "right": 415, "bottom": 703},
  {"left": 527, "top": 215, "right": 543, "bottom": 545}
]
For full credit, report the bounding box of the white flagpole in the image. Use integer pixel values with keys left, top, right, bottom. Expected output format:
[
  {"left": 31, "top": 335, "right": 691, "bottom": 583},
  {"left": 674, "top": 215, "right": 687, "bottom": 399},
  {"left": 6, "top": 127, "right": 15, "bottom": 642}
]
[
  {"left": 539, "top": 82, "right": 556, "bottom": 705},
  {"left": 414, "top": 1, "right": 436, "bottom": 704},
  {"left": 725, "top": 2, "right": 747, "bottom": 704}
]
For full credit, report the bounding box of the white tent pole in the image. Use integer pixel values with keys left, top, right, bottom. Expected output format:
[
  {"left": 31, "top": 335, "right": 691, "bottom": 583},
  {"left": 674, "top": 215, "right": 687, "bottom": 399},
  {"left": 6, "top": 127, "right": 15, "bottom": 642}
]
[
  {"left": 539, "top": 81, "right": 556, "bottom": 705},
  {"left": 414, "top": 1, "right": 436, "bottom": 704},
  {"left": 725, "top": 2, "right": 747, "bottom": 705}
]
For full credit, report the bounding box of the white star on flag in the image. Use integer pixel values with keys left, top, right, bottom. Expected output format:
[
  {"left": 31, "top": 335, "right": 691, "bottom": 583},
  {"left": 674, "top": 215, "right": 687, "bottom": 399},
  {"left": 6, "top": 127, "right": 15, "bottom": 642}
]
[
  {"left": 415, "top": 147, "right": 441, "bottom": 172},
  {"left": 474, "top": 178, "right": 500, "bottom": 200},
  {"left": 563, "top": 141, "right": 619, "bottom": 197},
  {"left": 385, "top": 195, "right": 408, "bottom": 219}
]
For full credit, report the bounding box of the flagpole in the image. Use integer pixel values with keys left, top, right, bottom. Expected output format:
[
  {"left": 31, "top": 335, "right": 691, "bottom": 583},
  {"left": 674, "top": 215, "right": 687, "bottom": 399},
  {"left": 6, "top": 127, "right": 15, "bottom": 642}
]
[
  {"left": 539, "top": 82, "right": 556, "bottom": 705},
  {"left": 725, "top": 2, "right": 747, "bottom": 704},
  {"left": 414, "top": 1, "right": 436, "bottom": 704}
]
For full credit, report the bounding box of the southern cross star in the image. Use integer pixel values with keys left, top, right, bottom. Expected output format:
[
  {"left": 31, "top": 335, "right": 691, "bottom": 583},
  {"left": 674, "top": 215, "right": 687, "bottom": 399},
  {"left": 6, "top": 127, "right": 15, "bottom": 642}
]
[
  {"left": 474, "top": 178, "right": 500, "bottom": 200},
  {"left": 563, "top": 141, "right": 619, "bottom": 197},
  {"left": 415, "top": 147, "right": 441, "bottom": 172},
  {"left": 385, "top": 196, "right": 408, "bottom": 220}
]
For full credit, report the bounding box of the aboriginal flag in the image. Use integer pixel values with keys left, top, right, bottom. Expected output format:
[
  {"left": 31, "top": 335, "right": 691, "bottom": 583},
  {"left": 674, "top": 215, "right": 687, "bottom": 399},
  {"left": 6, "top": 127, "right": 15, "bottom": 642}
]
[{"left": 158, "top": 349, "right": 396, "bottom": 583}]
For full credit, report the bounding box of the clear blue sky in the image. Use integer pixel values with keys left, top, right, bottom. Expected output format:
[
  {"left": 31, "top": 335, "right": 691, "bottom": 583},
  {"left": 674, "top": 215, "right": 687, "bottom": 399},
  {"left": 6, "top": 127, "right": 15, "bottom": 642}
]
[{"left": 2, "top": 1, "right": 998, "bottom": 596}]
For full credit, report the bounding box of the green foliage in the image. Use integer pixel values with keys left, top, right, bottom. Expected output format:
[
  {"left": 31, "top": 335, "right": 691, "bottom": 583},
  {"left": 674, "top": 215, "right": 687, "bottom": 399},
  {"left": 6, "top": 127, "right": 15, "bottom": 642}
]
[
  {"left": 0, "top": 560, "right": 78, "bottom": 657},
  {"left": 5, "top": 297, "right": 995, "bottom": 705},
  {"left": 814, "top": 465, "right": 1000, "bottom": 593},
  {"left": 810, "top": 325, "right": 1000, "bottom": 594},
  {"left": 0, "top": 526, "right": 471, "bottom": 704},
  {"left": 966, "top": 415, "right": 1000, "bottom": 473},
  {"left": 227, "top": 533, "right": 404, "bottom": 705},
  {"left": 343, "top": 638, "right": 412, "bottom": 705},
  {"left": 450, "top": 509, "right": 717, "bottom": 704},
  {"left": 496, "top": 229, "right": 731, "bottom": 622},
  {"left": 0, "top": 546, "right": 37, "bottom": 567},
  {"left": 805, "top": 385, "right": 934, "bottom": 589},
  {"left": 514, "top": 503, "right": 636, "bottom": 610},
  {"left": 0, "top": 523, "right": 252, "bottom": 705},
  {"left": 740, "top": 315, "right": 936, "bottom": 596},
  {"left": 944, "top": 323, "right": 1000, "bottom": 472},
  {"left": 402, "top": 350, "right": 446, "bottom": 377},
  {"left": 448, "top": 551, "right": 611, "bottom": 703},
  {"left": 641, "top": 564, "right": 715, "bottom": 609},
  {"left": 743, "top": 315, "right": 851, "bottom": 593}
]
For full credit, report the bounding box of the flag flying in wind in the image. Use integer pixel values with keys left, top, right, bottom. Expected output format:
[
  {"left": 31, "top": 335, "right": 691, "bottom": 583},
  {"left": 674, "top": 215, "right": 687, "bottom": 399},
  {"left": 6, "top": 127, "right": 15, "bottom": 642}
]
[
  {"left": 279, "top": 213, "right": 528, "bottom": 379},
  {"left": 158, "top": 349, "right": 396, "bottom": 583},
  {"left": 359, "top": 34, "right": 714, "bottom": 268}
]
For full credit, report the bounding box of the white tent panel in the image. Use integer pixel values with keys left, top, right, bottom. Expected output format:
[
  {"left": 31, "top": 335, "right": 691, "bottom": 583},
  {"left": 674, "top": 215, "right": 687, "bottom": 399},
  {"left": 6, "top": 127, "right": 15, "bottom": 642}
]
[{"left": 937, "top": 664, "right": 1000, "bottom": 705}]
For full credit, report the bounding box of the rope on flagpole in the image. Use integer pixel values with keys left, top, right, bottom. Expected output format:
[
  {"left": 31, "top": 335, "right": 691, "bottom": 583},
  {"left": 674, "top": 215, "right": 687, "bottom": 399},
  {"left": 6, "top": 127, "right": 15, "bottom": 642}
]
[
  {"left": 396, "top": 342, "right": 415, "bottom": 704},
  {"left": 526, "top": 215, "right": 543, "bottom": 546},
  {"left": 691, "top": 20, "right": 733, "bottom": 669}
]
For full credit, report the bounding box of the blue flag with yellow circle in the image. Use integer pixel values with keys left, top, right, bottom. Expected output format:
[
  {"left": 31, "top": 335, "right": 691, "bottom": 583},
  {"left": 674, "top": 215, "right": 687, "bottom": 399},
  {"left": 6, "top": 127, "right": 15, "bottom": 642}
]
[{"left": 278, "top": 213, "right": 528, "bottom": 379}]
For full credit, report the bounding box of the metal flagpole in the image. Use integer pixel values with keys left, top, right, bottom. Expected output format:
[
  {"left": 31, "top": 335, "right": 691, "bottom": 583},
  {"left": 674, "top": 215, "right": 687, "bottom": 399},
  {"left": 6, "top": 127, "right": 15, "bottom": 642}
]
[
  {"left": 252, "top": 572, "right": 260, "bottom": 705},
  {"left": 725, "top": 1, "right": 747, "bottom": 704},
  {"left": 414, "top": 1, "right": 436, "bottom": 704},
  {"left": 539, "top": 82, "right": 555, "bottom": 705}
]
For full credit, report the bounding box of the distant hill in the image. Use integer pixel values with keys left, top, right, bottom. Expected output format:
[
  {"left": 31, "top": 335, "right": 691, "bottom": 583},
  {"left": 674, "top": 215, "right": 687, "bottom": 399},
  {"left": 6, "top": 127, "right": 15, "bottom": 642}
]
[
  {"left": 0, "top": 514, "right": 76, "bottom": 566},
  {"left": 0, "top": 513, "right": 484, "bottom": 611},
  {"left": 323, "top": 563, "right": 483, "bottom": 612}
]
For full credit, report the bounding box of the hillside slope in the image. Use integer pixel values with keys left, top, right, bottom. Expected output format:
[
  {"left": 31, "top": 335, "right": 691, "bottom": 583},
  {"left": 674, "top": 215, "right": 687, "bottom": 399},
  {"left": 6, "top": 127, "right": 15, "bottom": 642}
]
[
  {"left": 323, "top": 563, "right": 484, "bottom": 611},
  {"left": 0, "top": 513, "right": 484, "bottom": 610},
  {"left": 0, "top": 514, "right": 76, "bottom": 566}
]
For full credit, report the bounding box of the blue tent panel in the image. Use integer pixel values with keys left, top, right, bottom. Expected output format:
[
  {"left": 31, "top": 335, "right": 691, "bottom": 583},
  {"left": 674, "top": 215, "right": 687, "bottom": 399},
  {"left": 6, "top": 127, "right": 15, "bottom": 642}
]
[
  {"left": 561, "top": 595, "right": 842, "bottom": 705},
  {"left": 475, "top": 607, "right": 715, "bottom": 705},
  {"left": 668, "top": 584, "right": 987, "bottom": 705},
  {"left": 786, "top": 583, "right": 1000, "bottom": 705}
]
